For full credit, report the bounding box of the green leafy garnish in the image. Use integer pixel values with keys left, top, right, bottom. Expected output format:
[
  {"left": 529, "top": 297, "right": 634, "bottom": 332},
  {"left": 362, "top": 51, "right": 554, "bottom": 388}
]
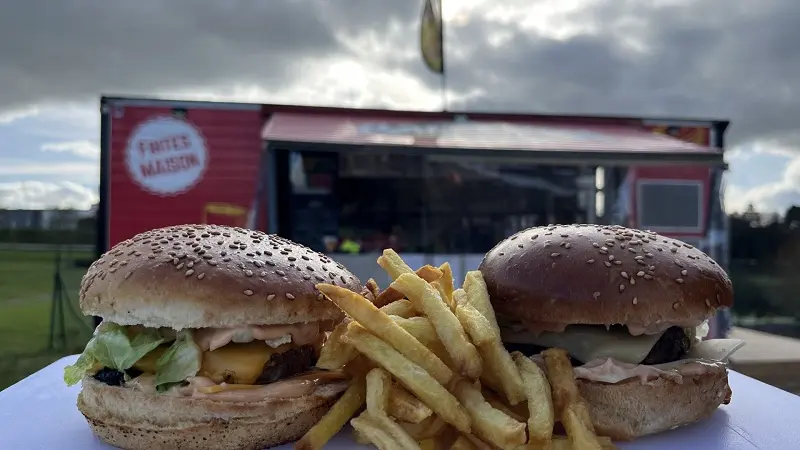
[
  {"left": 154, "top": 329, "right": 202, "bottom": 391},
  {"left": 63, "top": 322, "right": 165, "bottom": 386}
]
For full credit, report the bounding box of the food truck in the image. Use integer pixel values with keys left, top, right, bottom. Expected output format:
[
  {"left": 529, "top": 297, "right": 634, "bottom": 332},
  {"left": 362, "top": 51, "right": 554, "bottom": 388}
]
[{"left": 99, "top": 96, "right": 730, "bottom": 336}]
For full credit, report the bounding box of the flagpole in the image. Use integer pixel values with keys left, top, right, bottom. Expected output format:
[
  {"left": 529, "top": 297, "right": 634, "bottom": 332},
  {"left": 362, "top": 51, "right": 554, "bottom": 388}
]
[{"left": 440, "top": 0, "right": 448, "bottom": 112}]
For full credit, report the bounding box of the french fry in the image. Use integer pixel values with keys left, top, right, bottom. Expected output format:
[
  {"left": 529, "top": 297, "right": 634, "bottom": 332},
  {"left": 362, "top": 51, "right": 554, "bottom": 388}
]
[
  {"left": 343, "top": 353, "right": 378, "bottom": 378},
  {"left": 380, "top": 299, "right": 416, "bottom": 318},
  {"left": 438, "top": 262, "right": 456, "bottom": 310},
  {"left": 449, "top": 435, "right": 478, "bottom": 450},
  {"left": 432, "top": 281, "right": 453, "bottom": 314},
  {"left": 366, "top": 278, "right": 381, "bottom": 301},
  {"left": 542, "top": 348, "right": 603, "bottom": 449},
  {"left": 453, "top": 380, "right": 527, "bottom": 450},
  {"left": 353, "top": 428, "right": 371, "bottom": 445},
  {"left": 318, "top": 283, "right": 453, "bottom": 385},
  {"left": 364, "top": 368, "right": 422, "bottom": 450},
  {"left": 512, "top": 352, "right": 554, "bottom": 445},
  {"left": 401, "top": 415, "right": 448, "bottom": 441},
  {"left": 316, "top": 318, "right": 357, "bottom": 370},
  {"left": 377, "top": 249, "right": 415, "bottom": 280},
  {"left": 482, "top": 388, "right": 528, "bottom": 423},
  {"left": 563, "top": 404, "right": 603, "bottom": 450},
  {"left": 463, "top": 434, "right": 495, "bottom": 450},
  {"left": 542, "top": 348, "right": 588, "bottom": 422},
  {"left": 342, "top": 327, "right": 472, "bottom": 434},
  {"left": 389, "top": 383, "right": 434, "bottom": 423},
  {"left": 462, "top": 271, "right": 501, "bottom": 337},
  {"left": 391, "top": 316, "right": 439, "bottom": 346},
  {"left": 351, "top": 412, "right": 414, "bottom": 450},
  {"left": 367, "top": 368, "right": 392, "bottom": 416},
  {"left": 478, "top": 340, "right": 526, "bottom": 405},
  {"left": 295, "top": 376, "right": 367, "bottom": 450},
  {"left": 539, "top": 436, "right": 618, "bottom": 450},
  {"left": 391, "top": 273, "right": 482, "bottom": 378},
  {"left": 376, "top": 260, "right": 445, "bottom": 306},
  {"left": 454, "top": 296, "right": 496, "bottom": 346}
]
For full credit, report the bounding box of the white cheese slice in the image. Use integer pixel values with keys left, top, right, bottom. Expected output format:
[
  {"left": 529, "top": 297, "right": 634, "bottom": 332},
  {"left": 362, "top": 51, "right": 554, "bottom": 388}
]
[
  {"left": 501, "top": 325, "right": 665, "bottom": 364},
  {"left": 686, "top": 338, "right": 745, "bottom": 363}
]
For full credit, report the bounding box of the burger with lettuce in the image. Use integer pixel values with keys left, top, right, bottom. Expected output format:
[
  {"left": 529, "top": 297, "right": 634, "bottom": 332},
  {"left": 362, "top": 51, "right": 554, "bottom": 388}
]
[
  {"left": 65, "top": 224, "right": 361, "bottom": 449},
  {"left": 479, "top": 224, "right": 744, "bottom": 440}
]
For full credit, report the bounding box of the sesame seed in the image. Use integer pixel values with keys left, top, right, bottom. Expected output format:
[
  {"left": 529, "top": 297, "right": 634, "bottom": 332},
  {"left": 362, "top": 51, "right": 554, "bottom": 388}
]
[
  {"left": 621, "top": 272, "right": 629, "bottom": 279},
  {"left": 670, "top": 247, "right": 677, "bottom": 253},
  {"left": 565, "top": 243, "right": 572, "bottom": 249},
  {"left": 187, "top": 261, "right": 194, "bottom": 268},
  {"left": 586, "top": 259, "right": 595, "bottom": 264},
  {"left": 681, "top": 269, "right": 688, "bottom": 276},
  {"left": 148, "top": 255, "right": 156, "bottom": 259},
  {"left": 550, "top": 252, "right": 561, "bottom": 257},
  {"left": 185, "top": 269, "right": 194, "bottom": 277},
  {"left": 604, "top": 261, "right": 612, "bottom": 267},
  {"left": 705, "top": 299, "right": 712, "bottom": 307},
  {"left": 632, "top": 297, "right": 638, "bottom": 305},
  {"left": 276, "top": 270, "right": 286, "bottom": 276},
  {"left": 286, "top": 293, "right": 295, "bottom": 300},
  {"left": 676, "top": 278, "right": 684, "bottom": 284},
  {"left": 244, "top": 289, "right": 254, "bottom": 296},
  {"left": 592, "top": 243, "right": 600, "bottom": 248},
  {"left": 176, "top": 263, "right": 184, "bottom": 270},
  {"left": 124, "top": 272, "right": 132, "bottom": 279},
  {"left": 628, "top": 248, "right": 637, "bottom": 253},
  {"left": 644, "top": 274, "right": 653, "bottom": 280},
  {"left": 245, "top": 270, "right": 253, "bottom": 277},
  {"left": 672, "top": 302, "right": 681, "bottom": 310},
  {"left": 593, "top": 292, "right": 601, "bottom": 299},
  {"left": 223, "top": 257, "right": 231, "bottom": 262},
  {"left": 619, "top": 284, "right": 625, "bottom": 292},
  {"left": 608, "top": 255, "right": 615, "bottom": 261}
]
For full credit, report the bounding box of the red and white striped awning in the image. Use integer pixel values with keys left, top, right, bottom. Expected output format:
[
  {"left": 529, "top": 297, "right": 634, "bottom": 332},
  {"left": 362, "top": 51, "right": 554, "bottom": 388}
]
[{"left": 262, "top": 113, "right": 724, "bottom": 165}]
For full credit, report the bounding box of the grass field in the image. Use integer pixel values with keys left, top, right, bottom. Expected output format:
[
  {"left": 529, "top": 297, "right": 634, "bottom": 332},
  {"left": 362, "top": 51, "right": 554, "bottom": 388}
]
[{"left": 0, "top": 249, "right": 94, "bottom": 389}]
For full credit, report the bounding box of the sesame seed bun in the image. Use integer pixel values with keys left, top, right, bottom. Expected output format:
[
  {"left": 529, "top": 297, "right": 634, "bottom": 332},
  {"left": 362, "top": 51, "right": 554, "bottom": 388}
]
[
  {"left": 578, "top": 364, "right": 732, "bottom": 440},
  {"left": 80, "top": 224, "right": 362, "bottom": 329},
  {"left": 479, "top": 224, "right": 733, "bottom": 333},
  {"left": 77, "top": 376, "right": 348, "bottom": 450}
]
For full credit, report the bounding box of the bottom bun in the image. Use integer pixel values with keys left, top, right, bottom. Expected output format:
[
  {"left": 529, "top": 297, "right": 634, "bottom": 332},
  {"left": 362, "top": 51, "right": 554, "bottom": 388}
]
[
  {"left": 77, "top": 376, "right": 348, "bottom": 450},
  {"left": 577, "top": 367, "right": 732, "bottom": 440}
]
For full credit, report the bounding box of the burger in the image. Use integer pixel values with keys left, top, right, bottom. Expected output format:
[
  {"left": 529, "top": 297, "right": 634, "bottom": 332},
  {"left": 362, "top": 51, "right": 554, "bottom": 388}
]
[
  {"left": 64, "top": 224, "right": 362, "bottom": 449},
  {"left": 478, "top": 224, "right": 744, "bottom": 440}
]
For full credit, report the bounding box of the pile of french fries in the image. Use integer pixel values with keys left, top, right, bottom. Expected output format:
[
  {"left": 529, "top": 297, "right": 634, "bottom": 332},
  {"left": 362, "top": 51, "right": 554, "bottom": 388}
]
[{"left": 295, "top": 250, "right": 615, "bottom": 450}]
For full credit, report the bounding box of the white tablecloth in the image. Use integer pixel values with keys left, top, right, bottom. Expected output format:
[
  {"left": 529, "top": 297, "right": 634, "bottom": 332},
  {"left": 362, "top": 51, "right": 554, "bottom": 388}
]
[{"left": 1, "top": 355, "right": 798, "bottom": 449}]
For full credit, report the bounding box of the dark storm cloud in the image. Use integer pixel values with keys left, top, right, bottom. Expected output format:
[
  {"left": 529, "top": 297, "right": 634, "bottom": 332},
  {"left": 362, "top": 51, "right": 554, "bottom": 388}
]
[
  {"left": 2, "top": 0, "right": 800, "bottom": 150},
  {"left": 0, "top": 0, "right": 342, "bottom": 110},
  {"left": 445, "top": 0, "right": 800, "bottom": 148}
]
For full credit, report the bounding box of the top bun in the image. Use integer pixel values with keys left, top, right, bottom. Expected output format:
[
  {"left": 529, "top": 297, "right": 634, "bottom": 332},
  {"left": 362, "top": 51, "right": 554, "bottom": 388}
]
[
  {"left": 479, "top": 224, "right": 732, "bottom": 334},
  {"left": 80, "top": 225, "right": 362, "bottom": 329}
]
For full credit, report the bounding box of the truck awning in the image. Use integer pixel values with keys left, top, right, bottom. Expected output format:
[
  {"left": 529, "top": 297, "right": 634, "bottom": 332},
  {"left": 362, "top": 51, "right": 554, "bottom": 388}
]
[{"left": 262, "top": 113, "right": 725, "bottom": 166}]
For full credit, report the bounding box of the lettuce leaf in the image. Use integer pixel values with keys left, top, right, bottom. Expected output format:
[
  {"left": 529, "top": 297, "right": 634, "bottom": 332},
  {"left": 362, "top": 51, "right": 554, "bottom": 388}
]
[
  {"left": 63, "top": 322, "right": 165, "bottom": 386},
  {"left": 155, "top": 330, "right": 202, "bottom": 391}
]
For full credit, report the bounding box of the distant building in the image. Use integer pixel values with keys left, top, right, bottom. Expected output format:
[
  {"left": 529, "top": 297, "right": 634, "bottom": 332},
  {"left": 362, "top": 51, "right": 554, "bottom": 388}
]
[{"left": 0, "top": 209, "right": 94, "bottom": 230}]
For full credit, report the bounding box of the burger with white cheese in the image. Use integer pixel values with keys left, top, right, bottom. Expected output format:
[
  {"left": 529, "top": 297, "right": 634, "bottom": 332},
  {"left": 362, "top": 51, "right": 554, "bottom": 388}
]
[
  {"left": 479, "top": 224, "right": 744, "bottom": 440},
  {"left": 65, "top": 224, "right": 361, "bottom": 449}
]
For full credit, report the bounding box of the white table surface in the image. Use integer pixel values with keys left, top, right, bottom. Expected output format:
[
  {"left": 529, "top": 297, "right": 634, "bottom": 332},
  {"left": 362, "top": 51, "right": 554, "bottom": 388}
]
[{"left": 1, "top": 356, "right": 799, "bottom": 450}]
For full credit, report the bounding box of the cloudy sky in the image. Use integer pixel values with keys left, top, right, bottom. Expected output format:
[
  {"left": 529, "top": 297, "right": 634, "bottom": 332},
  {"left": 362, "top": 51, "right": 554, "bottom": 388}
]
[{"left": 1, "top": 0, "right": 799, "bottom": 213}]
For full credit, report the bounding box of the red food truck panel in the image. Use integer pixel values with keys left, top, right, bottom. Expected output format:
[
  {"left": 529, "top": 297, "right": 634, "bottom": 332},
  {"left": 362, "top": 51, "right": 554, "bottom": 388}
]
[
  {"left": 107, "top": 103, "right": 263, "bottom": 247},
  {"left": 627, "top": 124, "right": 715, "bottom": 238}
]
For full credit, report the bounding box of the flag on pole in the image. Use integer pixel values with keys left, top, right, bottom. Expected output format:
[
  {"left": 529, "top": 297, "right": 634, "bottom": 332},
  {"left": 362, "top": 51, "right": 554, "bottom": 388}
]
[{"left": 420, "top": 0, "right": 444, "bottom": 74}]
